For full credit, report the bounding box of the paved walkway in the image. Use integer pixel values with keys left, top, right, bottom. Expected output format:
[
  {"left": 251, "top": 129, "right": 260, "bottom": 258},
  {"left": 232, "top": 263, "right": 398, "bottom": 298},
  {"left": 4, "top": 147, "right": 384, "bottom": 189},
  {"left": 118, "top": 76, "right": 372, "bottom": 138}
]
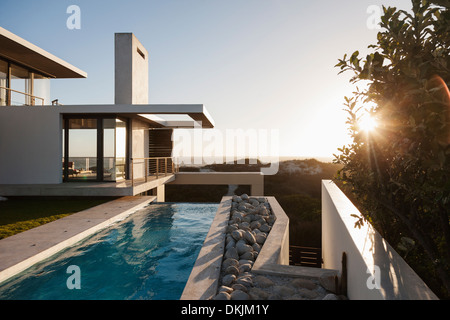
[{"left": 0, "top": 196, "right": 156, "bottom": 284}]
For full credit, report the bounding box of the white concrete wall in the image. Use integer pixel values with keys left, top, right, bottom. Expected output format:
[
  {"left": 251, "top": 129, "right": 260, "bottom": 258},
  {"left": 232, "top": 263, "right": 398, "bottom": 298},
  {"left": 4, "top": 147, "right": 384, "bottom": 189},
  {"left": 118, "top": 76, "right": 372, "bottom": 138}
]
[
  {"left": 322, "top": 180, "right": 438, "bottom": 300},
  {"left": 115, "top": 33, "right": 148, "bottom": 105},
  {"left": 169, "top": 172, "right": 264, "bottom": 196},
  {"left": 0, "top": 107, "right": 62, "bottom": 184},
  {"left": 131, "top": 118, "right": 149, "bottom": 179}
]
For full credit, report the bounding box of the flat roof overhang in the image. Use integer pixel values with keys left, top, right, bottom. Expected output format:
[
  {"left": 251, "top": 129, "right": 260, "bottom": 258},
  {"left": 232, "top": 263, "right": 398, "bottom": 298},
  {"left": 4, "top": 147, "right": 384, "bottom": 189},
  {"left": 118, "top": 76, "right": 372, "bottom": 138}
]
[
  {"left": 60, "top": 104, "right": 215, "bottom": 128},
  {"left": 0, "top": 27, "right": 87, "bottom": 78}
]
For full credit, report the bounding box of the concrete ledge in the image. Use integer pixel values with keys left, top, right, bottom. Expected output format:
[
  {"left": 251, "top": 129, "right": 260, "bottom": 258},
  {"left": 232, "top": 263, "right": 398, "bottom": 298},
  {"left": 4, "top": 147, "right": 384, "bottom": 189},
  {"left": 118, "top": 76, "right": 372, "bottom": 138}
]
[
  {"left": 0, "top": 175, "right": 174, "bottom": 197},
  {"left": 170, "top": 172, "right": 264, "bottom": 196},
  {"left": 181, "top": 196, "right": 339, "bottom": 300},
  {"left": 252, "top": 197, "right": 290, "bottom": 271},
  {"left": 322, "top": 180, "right": 438, "bottom": 300},
  {"left": 0, "top": 196, "right": 156, "bottom": 284},
  {"left": 180, "top": 196, "right": 231, "bottom": 300},
  {"left": 252, "top": 197, "right": 339, "bottom": 281}
]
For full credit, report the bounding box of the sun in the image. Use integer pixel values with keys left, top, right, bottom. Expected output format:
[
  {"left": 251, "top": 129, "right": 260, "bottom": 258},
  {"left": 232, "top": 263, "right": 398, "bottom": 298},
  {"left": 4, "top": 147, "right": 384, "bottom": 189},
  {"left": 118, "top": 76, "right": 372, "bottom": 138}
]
[{"left": 359, "top": 114, "right": 378, "bottom": 132}]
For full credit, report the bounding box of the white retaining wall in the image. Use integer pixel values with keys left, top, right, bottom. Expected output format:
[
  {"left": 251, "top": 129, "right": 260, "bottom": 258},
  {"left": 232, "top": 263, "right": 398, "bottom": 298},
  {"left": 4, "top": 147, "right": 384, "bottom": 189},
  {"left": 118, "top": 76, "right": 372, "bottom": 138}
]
[{"left": 321, "top": 180, "right": 438, "bottom": 300}]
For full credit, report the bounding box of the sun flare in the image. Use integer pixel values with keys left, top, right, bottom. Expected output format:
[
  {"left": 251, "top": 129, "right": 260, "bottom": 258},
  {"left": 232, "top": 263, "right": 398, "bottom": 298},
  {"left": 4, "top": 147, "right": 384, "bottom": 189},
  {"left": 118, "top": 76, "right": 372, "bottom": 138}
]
[{"left": 359, "top": 114, "right": 377, "bottom": 132}]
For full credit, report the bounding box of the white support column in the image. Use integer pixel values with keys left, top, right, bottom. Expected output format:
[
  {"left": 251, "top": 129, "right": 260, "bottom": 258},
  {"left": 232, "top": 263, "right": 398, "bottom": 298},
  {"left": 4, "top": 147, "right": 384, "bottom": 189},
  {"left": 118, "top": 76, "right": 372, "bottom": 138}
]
[{"left": 154, "top": 184, "right": 165, "bottom": 202}]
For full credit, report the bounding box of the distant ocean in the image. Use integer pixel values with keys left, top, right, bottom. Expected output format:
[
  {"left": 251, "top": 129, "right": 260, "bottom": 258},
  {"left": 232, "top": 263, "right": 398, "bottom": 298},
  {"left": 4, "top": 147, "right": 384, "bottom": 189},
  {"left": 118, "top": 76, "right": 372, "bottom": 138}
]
[
  {"left": 69, "top": 157, "right": 97, "bottom": 170},
  {"left": 278, "top": 156, "right": 334, "bottom": 163},
  {"left": 176, "top": 156, "right": 335, "bottom": 167},
  {"left": 68, "top": 156, "right": 335, "bottom": 170}
]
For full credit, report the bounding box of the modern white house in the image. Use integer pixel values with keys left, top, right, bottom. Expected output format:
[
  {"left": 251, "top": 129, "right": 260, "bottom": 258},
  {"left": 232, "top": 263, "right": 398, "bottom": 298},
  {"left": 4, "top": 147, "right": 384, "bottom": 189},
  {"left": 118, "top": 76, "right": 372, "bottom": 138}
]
[{"left": 0, "top": 27, "right": 264, "bottom": 200}]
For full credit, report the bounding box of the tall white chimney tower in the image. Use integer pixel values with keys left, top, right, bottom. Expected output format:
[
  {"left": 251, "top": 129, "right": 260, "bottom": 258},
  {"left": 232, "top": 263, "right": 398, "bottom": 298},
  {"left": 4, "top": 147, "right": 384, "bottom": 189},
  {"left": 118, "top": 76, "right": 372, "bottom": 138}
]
[{"left": 114, "top": 33, "right": 149, "bottom": 104}]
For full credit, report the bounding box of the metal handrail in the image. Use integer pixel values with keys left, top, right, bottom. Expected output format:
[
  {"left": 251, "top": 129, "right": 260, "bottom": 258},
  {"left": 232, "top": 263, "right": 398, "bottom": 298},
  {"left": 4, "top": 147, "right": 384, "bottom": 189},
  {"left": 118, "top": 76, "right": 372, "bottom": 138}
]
[
  {"left": 0, "top": 86, "right": 44, "bottom": 106},
  {"left": 130, "top": 157, "right": 179, "bottom": 187}
]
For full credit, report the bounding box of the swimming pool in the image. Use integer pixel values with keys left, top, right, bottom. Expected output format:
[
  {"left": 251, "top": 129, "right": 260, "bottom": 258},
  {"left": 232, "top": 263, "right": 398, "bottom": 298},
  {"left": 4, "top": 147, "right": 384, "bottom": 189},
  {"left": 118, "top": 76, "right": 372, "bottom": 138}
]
[{"left": 0, "top": 202, "right": 218, "bottom": 300}]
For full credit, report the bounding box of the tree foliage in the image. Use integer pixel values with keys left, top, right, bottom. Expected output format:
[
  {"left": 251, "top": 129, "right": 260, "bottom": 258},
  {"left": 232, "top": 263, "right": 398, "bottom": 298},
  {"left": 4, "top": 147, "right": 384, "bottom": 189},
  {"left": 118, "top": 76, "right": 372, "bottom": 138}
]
[{"left": 334, "top": 0, "right": 450, "bottom": 298}]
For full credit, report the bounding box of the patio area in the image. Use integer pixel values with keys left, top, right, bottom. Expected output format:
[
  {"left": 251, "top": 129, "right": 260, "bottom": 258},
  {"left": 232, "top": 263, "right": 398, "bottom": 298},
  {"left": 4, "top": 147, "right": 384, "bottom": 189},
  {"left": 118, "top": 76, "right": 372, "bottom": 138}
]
[{"left": 0, "top": 175, "right": 175, "bottom": 197}]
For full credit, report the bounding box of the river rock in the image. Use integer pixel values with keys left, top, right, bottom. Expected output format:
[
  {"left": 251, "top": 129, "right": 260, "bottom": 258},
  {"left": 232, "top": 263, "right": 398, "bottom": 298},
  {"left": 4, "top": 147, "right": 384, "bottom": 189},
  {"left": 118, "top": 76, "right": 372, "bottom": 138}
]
[
  {"left": 297, "top": 288, "right": 319, "bottom": 299},
  {"left": 230, "top": 290, "right": 249, "bottom": 300},
  {"left": 238, "top": 263, "right": 252, "bottom": 273},
  {"left": 218, "top": 285, "right": 233, "bottom": 294},
  {"left": 291, "top": 278, "right": 317, "bottom": 290},
  {"left": 238, "top": 259, "right": 253, "bottom": 266},
  {"left": 231, "top": 229, "right": 243, "bottom": 241},
  {"left": 237, "top": 204, "right": 248, "bottom": 212},
  {"left": 255, "top": 233, "right": 266, "bottom": 245},
  {"left": 258, "top": 206, "right": 269, "bottom": 216},
  {"left": 222, "top": 258, "right": 239, "bottom": 270},
  {"left": 259, "top": 223, "right": 271, "bottom": 233},
  {"left": 226, "top": 224, "right": 238, "bottom": 233},
  {"left": 243, "top": 230, "right": 256, "bottom": 244},
  {"left": 214, "top": 292, "right": 231, "bottom": 300},
  {"left": 248, "top": 287, "right": 270, "bottom": 300},
  {"left": 252, "top": 243, "right": 261, "bottom": 252},
  {"left": 250, "top": 220, "right": 261, "bottom": 230},
  {"left": 238, "top": 222, "right": 251, "bottom": 231},
  {"left": 322, "top": 293, "right": 339, "bottom": 300},
  {"left": 239, "top": 251, "right": 254, "bottom": 261},
  {"left": 225, "top": 238, "right": 235, "bottom": 251},
  {"left": 253, "top": 275, "right": 274, "bottom": 288},
  {"left": 236, "top": 240, "right": 253, "bottom": 255},
  {"left": 225, "top": 247, "right": 239, "bottom": 260},
  {"left": 225, "top": 265, "right": 239, "bottom": 276},
  {"left": 235, "top": 275, "right": 253, "bottom": 288},
  {"left": 232, "top": 283, "right": 248, "bottom": 293},
  {"left": 222, "top": 274, "right": 236, "bottom": 286},
  {"left": 232, "top": 195, "right": 242, "bottom": 203},
  {"left": 273, "top": 285, "right": 296, "bottom": 297}
]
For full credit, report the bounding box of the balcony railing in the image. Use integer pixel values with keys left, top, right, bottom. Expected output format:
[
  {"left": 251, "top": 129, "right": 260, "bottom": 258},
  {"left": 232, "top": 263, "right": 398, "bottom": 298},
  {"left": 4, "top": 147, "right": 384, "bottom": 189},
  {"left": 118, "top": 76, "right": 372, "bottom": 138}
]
[
  {"left": 130, "top": 157, "right": 179, "bottom": 187},
  {"left": 0, "top": 86, "right": 44, "bottom": 106}
]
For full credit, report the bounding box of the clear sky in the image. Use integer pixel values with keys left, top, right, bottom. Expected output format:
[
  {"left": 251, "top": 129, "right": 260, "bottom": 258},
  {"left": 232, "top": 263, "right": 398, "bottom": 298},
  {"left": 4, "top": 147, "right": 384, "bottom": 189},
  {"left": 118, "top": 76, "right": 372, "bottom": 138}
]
[{"left": 0, "top": 0, "right": 413, "bottom": 160}]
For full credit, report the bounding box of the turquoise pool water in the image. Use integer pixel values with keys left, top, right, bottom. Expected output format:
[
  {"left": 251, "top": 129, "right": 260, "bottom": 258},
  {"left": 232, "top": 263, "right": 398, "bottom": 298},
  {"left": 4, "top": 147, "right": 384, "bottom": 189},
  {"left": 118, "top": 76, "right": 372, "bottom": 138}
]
[{"left": 0, "top": 202, "right": 218, "bottom": 300}]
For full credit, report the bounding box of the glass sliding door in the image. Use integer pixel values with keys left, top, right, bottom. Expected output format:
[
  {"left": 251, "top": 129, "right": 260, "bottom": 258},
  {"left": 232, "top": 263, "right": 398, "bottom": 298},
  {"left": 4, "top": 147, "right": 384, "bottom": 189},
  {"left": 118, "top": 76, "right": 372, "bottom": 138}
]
[
  {"left": 65, "top": 118, "right": 98, "bottom": 181},
  {"left": 63, "top": 116, "right": 128, "bottom": 182}
]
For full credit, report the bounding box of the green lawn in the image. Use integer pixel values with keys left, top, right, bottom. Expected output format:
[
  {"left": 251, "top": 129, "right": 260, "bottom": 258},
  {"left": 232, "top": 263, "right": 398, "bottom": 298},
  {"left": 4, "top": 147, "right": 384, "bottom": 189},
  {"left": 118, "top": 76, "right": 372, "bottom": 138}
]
[{"left": 0, "top": 197, "right": 115, "bottom": 239}]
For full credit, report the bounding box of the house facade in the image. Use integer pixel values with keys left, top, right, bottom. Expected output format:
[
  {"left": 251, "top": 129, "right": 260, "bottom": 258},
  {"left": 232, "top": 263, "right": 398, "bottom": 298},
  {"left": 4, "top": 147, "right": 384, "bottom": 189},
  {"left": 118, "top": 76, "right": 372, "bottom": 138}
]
[{"left": 0, "top": 27, "right": 218, "bottom": 199}]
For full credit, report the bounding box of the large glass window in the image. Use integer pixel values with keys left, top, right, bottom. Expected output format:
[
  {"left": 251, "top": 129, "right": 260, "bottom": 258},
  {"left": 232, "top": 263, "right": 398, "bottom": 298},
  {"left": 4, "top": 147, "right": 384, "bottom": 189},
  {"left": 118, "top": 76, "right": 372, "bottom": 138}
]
[
  {"left": 66, "top": 118, "right": 98, "bottom": 181},
  {"left": 0, "top": 59, "right": 49, "bottom": 106},
  {"left": 63, "top": 117, "right": 128, "bottom": 182},
  {"left": 0, "top": 59, "right": 7, "bottom": 106},
  {"left": 103, "top": 118, "right": 128, "bottom": 181},
  {"left": 10, "top": 64, "right": 31, "bottom": 106},
  {"left": 33, "top": 73, "right": 50, "bottom": 105}
]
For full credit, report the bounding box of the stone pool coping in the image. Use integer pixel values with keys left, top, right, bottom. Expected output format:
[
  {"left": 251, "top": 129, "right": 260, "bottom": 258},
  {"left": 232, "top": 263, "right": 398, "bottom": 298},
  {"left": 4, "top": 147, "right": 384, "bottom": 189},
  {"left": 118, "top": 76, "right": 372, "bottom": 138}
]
[
  {"left": 0, "top": 196, "right": 156, "bottom": 284},
  {"left": 181, "top": 196, "right": 340, "bottom": 300}
]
